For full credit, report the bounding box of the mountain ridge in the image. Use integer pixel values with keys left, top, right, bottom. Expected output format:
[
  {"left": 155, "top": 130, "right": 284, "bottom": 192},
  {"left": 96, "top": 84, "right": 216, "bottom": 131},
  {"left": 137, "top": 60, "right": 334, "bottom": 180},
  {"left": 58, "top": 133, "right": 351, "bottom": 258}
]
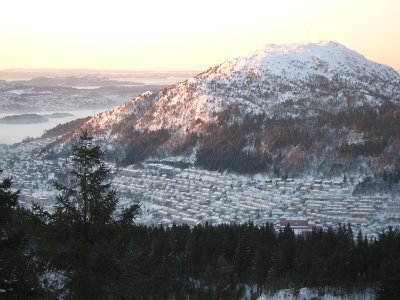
[
  {"left": 81, "top": 42, "right": 399, "bottom": 133},
  {"left": 46, "top": 41, "right": 400, "bottom": 181}
]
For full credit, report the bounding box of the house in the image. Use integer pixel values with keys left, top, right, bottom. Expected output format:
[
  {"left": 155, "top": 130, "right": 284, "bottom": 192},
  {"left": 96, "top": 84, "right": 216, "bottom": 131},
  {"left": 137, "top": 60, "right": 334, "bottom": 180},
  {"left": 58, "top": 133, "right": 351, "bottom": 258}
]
[{"left": 276, "top": 216, "right": 318, "bottom": 234}]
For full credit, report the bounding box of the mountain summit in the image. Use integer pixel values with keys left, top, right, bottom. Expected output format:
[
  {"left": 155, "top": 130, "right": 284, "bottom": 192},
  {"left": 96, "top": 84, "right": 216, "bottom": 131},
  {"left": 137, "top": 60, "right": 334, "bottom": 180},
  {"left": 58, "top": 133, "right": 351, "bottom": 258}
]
[
  {"left": 49, "top": 42, "right": 400, "bottom": 179},
  {"left": 216, "top": 41, "right": 397, "bottom": 81},
  {"left": 80, "top": 41, "right": 399, "bottom": 132}
]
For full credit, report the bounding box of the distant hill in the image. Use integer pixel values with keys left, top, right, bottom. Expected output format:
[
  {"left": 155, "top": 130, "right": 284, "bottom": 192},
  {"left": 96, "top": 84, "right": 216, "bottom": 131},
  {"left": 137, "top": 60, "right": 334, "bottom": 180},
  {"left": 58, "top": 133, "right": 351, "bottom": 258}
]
[
  {"left": 42, "top": 113, "right": 74, "bottom": 118},
  {"left": 0, "top": 71, "right": 199, "bottom": 112},
  {"left": 0, "top": 114, "right": 48, "bottom": 124},
  {"left": 0, "top": 81, "right": 167, "bottom": 112},
  {"left": 45, "top": 42, "right": 400, "bottom": 184},
  {"left": 6, "top": 75, "right": 143, "bottom": 88}
]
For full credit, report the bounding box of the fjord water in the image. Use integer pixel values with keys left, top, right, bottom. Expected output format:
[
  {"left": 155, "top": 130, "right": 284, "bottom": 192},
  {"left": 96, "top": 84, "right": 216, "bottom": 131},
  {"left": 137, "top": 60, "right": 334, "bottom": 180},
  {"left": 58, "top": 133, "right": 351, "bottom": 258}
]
[{"left": 0, "top": 109, "right": 104, "bottom": 145}]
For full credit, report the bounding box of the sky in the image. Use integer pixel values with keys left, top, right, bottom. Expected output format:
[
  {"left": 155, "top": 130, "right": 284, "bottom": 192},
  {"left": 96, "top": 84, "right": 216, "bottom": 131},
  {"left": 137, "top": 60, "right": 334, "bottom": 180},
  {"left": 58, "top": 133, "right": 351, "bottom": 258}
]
[{"left": 1, "top": 0, "right": 399, "bottom": 71}]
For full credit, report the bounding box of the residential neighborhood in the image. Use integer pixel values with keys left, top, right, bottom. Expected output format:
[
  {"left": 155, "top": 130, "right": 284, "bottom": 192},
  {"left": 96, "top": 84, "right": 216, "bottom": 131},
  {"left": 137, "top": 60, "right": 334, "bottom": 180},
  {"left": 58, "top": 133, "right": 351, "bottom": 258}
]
[{"left": 1, "top": 140, "right": 399, "bottom": 239}]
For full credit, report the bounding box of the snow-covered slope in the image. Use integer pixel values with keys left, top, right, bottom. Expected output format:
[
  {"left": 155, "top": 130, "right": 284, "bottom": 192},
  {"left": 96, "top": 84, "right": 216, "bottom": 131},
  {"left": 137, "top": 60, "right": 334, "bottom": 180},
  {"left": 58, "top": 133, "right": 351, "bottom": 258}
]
[
  {"left": 48, "top": 42, "right": 400, "bottom": 178},
  {"left": 80, "top": 41, "right": 399, "bottom": 136},
  {"left": 213, "top": 41, "right": 397, "bottom": 82}
]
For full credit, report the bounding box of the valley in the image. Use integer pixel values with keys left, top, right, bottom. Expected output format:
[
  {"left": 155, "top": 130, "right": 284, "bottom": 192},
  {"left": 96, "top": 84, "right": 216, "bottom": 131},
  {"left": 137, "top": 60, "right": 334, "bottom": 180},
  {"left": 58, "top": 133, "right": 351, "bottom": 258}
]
[
  {"left": 2, "top": 42, "right": 399, "bottom": 235},
  {"left": 1, "top": 42, "right": 399, "bottom": 300},
  {"left": 1, "top": 138, "right": 398, "bottom": 240},
  {"left": 3, "top": 1, "right": 400, "bottom": 298}
]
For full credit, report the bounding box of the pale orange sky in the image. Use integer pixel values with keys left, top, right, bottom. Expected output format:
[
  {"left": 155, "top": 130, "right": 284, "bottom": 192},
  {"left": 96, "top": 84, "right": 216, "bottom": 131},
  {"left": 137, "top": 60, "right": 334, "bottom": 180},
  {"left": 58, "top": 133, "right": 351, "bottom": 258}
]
[{"left": 1, "top": 0, "right": 399, "bottom": 71}]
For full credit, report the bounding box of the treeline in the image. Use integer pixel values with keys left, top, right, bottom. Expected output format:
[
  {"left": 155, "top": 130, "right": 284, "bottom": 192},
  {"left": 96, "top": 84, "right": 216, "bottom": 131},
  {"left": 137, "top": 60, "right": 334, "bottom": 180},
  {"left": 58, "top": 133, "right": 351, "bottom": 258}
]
[
  {"left": 2, "top": 199, "right": 400, "bottom": 299},
  {"left": 110, "top": 223, "right": 400, "bottom": 299},
  {"left": 116, "top": 129, "right": 170, "bottom": 166},
  {"left": 195, "top": 121, "right": 271, "bottom": 173},
  {"left": 195, "top": 102, "right": 400, "bottom": 175},
  {"left": 354, "top": 170, "right": 400, "bottom": 195}
]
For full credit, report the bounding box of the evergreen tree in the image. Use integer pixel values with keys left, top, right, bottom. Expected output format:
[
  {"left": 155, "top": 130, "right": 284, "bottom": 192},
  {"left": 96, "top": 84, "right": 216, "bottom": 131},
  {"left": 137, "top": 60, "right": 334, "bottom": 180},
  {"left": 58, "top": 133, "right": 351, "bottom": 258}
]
[
  {"left": 0, "top": 171, "right": 18, "bottom": 225},
  {"left": 376, "top": 259, "right": 400, "bottom": 300},
  {"left": 253, "top": 240, "right": 273, "bottom": 291},
  {"left": 51, "top": 130, "right": 119, "bottom": 241},
  {"left": 35, "top": 131, "right": 139, "bottom": 298},
  {"left": 0, "top": 171, "right": 44, "bottom": 298},
  {"left": 276, "top": 224, "right": 296, "bottom": 274}
]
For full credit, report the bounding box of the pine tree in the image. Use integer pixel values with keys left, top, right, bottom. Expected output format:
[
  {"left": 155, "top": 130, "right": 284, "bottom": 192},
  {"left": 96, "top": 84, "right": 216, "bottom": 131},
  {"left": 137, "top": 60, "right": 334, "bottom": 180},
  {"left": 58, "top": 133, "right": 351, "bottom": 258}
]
[
  {"left": 0, "top": 171, "right": 18, "bottom": 226},
  {"left": 253, "top": 240, "right": 272, "bottom": 291},
  {"left": 0, "top": 171, "right": 44, "bottom": 298},
  {"left": 376, "top": 259, "right": 400, "bottom": 300},
  {"left": 51, "top": 130, "right": 119, "bottom": 241},
  {"left": 36, "top": 131, "right": 139, "bottom": 298}
]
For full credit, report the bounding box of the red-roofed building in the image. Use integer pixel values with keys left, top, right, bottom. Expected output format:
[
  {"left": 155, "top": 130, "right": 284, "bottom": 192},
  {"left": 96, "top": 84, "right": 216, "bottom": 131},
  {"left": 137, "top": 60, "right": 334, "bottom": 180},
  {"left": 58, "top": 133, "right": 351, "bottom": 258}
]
[{"left": 276, "top": 216, "right": 319, "bottom": 234}]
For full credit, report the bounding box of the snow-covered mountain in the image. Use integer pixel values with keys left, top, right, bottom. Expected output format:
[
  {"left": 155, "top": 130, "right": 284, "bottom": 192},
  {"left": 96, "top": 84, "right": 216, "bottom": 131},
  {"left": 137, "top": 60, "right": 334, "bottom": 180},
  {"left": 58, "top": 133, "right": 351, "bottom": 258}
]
[
  {"left": 78, "top": 41, "right": 398, "bottom": 133},
  {"left": 48, "top": 42, "right": 400, "bottom": 180}
]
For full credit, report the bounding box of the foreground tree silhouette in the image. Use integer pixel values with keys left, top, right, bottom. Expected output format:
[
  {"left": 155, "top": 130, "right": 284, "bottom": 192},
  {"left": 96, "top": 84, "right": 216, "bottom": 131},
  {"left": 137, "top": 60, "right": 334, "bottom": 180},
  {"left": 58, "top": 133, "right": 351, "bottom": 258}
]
[
  {"left": 36, "top": 131, "right": 139, "bottom": 298},
  {"left": 52, "top": 130, "right": 120, "bottom": 241},
  {"left": 0, "top": 171, "right": 44, "bottom": 298},
  {"left": 0, "top": 171, "right": 18, "bottom": 225}
]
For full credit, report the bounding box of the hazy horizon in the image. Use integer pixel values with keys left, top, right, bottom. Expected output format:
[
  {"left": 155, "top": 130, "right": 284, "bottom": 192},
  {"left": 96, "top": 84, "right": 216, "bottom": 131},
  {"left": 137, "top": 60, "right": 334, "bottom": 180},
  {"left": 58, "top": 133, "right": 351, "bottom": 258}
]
[
  {"left": 1, "top": 0, "right": 399, "bottom": 71},
  {"left": 0, "top": 68, "right": 200, "bottom": 82}
]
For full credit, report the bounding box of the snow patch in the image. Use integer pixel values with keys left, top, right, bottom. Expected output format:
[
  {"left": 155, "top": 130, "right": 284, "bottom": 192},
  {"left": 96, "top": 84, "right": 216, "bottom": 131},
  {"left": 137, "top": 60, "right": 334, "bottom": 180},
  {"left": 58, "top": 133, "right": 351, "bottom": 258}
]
[{"left": 346, "top": 130, "right": 364, "bottom": 145}]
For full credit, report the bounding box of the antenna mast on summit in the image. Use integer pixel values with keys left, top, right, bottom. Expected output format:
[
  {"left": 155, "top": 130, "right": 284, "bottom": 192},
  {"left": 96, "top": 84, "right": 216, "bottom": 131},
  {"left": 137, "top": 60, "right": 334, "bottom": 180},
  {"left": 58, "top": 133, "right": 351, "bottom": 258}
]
[{"left": 307, "top": 29, "right": 310, "bottom": 43}]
